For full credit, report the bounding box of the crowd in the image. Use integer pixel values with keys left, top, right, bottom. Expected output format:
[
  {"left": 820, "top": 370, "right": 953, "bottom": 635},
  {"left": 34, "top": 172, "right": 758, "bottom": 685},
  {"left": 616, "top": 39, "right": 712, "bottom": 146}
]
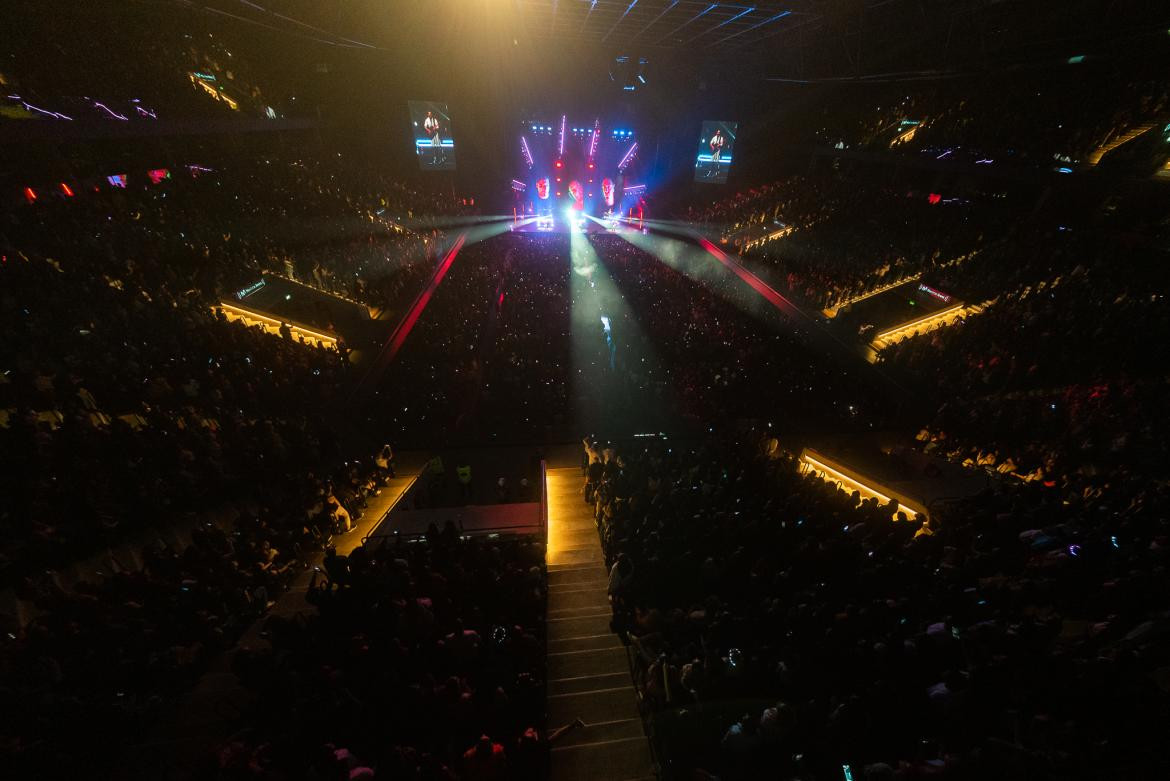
[
  {"left": 590, "top": 234, "right": 886, "bottom": 431},
  {"left": 474, "top": 236, "right": 573, "bottom": 440},
  {"left": 0, "top": 147, "right": 464, "bottom": 578},
  {"left": 0, "top": 143, "right": 474, "bottom": 776},
  {"left": 675, "top": 169, "right": 1006, "bottom": 311},
  {"left": 804, "top": 61, "right": 1170, "bottom": 170},
  {"left": 878, "top": 227, "right": 1170, "bottom": 494},
  {"left": 218, "top": 533, "right": 548, "bottom": 780},
  {"left": 586, "top": 431, "right": 1170, "bottom": 780},
  {"left": 3, "top": 18, "right": 1169, "bottom": 779},
  {"left": 4, "top": 0, "right": 297, "bottom": 121}
]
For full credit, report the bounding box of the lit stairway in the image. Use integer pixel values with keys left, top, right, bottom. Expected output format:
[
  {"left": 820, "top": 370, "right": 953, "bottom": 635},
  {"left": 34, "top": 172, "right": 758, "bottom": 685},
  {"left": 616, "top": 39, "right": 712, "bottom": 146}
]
[
  {"left": 1087, "top": 122, "right": 1158, "bottom": 165},
  {"left": 545, "top": 467, "right": 655, "bottom": 781}
]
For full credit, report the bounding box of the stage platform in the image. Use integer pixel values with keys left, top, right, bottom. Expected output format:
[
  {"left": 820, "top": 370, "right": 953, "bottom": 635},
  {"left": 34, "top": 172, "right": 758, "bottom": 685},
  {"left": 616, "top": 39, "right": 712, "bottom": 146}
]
[
  {"left": 363, "top": 443, "right": 564, "bottom": 540},
  {"left": 507, "top": 215, "right": 645, "bottom": 235},
  {"left": 368, "top": 499, "right": 544, "bottom": 539}
]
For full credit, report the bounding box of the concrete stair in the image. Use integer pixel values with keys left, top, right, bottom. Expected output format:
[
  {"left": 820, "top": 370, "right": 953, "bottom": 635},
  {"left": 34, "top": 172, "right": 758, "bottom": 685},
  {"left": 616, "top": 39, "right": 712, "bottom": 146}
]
[{"left": 545, "top": 467, "right": 655, "bottom": 780}]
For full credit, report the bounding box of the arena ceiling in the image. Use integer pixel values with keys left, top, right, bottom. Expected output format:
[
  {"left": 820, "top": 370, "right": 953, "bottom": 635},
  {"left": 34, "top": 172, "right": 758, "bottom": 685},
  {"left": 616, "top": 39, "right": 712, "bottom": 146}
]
[
  {"left": 507, "top": 1, "right": 819, "bottom": 54},
  {"left": 162, "top": 0, "right": 1170, "bottom": 78}
]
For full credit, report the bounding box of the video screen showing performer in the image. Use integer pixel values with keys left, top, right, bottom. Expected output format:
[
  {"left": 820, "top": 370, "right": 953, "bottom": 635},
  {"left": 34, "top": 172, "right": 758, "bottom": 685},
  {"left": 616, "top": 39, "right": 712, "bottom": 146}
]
[
  {"left": 408, "top": 101, "right": 456, "bottom": 171},
  {"left": 694, "top": 120, "right": 737, "bottom": 183}
]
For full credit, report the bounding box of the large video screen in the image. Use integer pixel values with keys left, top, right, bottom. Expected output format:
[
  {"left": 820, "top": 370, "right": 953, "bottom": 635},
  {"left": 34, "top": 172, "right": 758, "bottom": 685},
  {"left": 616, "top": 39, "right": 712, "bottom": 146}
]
[
  {"left": 408, "top": 100, "right": 456, "bottom": 171},
  {"left": 694, "top": 120, "right": 737, "bottom": 184}
]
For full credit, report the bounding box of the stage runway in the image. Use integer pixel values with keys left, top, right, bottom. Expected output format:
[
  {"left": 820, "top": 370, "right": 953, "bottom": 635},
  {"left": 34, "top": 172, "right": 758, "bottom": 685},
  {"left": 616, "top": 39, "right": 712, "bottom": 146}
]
[{"left": 507, "top": 215, "right": 646, "bottom": 235}]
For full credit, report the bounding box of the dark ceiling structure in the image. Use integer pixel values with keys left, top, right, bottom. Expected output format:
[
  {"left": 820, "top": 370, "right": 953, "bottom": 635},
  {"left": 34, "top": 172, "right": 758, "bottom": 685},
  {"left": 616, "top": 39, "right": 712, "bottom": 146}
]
[
  {"left": 508, "top": 1, "right": 817, "bottom": 54},
  {"left": 168, "top": 0, "right": 1170, "bottom": 81}
]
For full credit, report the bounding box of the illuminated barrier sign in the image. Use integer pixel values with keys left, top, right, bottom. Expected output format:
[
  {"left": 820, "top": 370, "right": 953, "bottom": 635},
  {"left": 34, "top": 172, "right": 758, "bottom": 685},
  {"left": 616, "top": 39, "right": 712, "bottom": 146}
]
[
  {"left": 216, "top": 301, "right": 337, "bottom": 347},
  {"left": 192, "top": 72, "right": 217, "bottom": 82},
  {"left": 415, "top": 140, "right": 455, "bottom": 147},
  {"left": 799, "top": 449, "right": 928, "bottom": 520},
  {"left": 236, "top": 279, "right": 266, "bottom": 300},
  {"left": 917, "top": 283, "right": 952, "bottom": 303},
  {"left": 695, "top": 155, "right": 731, "bottom": 163}
]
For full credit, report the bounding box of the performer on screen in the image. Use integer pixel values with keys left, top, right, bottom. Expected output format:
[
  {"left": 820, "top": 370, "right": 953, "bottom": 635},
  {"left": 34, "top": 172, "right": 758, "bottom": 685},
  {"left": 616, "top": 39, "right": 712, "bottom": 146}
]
[
  {"left": 424, "top": 111, "right": 445, "bottom": 166},
  {"left": 707, "top": 129, "right": 726, "bottom": 178}
]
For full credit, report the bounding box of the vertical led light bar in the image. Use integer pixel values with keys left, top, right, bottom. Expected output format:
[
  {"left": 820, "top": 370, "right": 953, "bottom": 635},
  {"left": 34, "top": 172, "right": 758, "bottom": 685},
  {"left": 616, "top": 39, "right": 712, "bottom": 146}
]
[
  {"left": 558, "top": 114, "right": 567, "bottom": 156},
  {"left": 617, "top": 142, "right": 638, "bottom": 171}
]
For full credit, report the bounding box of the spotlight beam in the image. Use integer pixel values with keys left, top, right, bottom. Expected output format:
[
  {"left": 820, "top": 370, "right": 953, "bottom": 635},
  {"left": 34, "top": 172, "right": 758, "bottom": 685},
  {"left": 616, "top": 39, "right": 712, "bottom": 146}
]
[
  {"left": 653, "top": 2, "right": 717, "bottom": 46},
  {"left": 601, "top": 0, "right": 640, "bottom": 43},
  {"left": 569, "top": 229, "right": 670, "bottom": 432},
  {"left": 687, "top": 6, "right": 756, "bottom": 45},
  {"left": 708, "top": 9, "right": 792, "bottom": 48},
  {"left": 629, "top": 0, "right": 679, "bottom": 44}
]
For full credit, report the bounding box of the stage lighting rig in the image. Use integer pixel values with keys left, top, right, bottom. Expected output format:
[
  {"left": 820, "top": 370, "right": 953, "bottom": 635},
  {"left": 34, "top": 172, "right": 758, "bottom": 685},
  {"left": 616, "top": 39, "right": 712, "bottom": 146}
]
[{"left": 609, "top": 55, "right": 648, "bottom": 92}]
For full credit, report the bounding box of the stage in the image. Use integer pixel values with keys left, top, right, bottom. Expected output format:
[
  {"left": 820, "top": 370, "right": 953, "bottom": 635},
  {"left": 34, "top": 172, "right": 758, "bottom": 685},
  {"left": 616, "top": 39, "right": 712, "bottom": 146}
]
[{"left": 506, "top": 213, "right": 646, "bottom": 234}]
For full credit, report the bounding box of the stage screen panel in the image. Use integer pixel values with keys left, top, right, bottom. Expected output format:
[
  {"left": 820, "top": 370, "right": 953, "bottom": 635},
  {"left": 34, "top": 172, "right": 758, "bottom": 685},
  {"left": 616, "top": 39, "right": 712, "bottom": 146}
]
[
  {"left": 408, "top": 100, "right": 456, "bottom": 171},
  {"left": 694, "top": 121, "right": 737, "bottom": 184}
]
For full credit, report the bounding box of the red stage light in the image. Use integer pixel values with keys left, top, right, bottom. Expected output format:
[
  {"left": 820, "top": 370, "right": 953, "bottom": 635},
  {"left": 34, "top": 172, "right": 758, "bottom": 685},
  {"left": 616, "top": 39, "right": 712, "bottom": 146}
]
[
  {"left": 555, "top": 176, "right": 561, "bottom": 182},
  {"left": 23, "top": 187, "right": 36, "bottom": 203},
  {"left": 587, "top": 162, "right": 595, "bottom": 170},
  {"left": 60, "top": 183, "right": 74, "bottom": 197},
  {"left": 554, "top": 160, "right": 563, "bottom": 169}
]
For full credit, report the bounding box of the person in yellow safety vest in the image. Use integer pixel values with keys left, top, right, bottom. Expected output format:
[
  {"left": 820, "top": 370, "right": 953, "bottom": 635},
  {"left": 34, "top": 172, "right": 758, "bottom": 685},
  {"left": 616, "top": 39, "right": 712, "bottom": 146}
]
[{"left": 457, "top": 463, "right": 472, "bottom": 503}]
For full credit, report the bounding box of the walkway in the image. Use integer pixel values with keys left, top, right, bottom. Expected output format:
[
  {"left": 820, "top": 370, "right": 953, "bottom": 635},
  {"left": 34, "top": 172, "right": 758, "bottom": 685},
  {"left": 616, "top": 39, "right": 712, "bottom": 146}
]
[{"left": 545, "top": 467, "right": 655, "bottom": 781}]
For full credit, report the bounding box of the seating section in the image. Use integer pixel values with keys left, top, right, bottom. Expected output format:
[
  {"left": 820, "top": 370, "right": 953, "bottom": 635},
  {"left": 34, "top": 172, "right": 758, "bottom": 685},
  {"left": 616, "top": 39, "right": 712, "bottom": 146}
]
[
  {"left": 225, "top": 534, "right": 547, "bottom": 780},
  {"left": 0, "top": 148, "right": 470, "bottom": 776},
  {"left": 588, "top": 432, "right": 1170, "bottom": 779},
  {"left": 3, "top": 20, "right": 1170, "bottom": 781}
]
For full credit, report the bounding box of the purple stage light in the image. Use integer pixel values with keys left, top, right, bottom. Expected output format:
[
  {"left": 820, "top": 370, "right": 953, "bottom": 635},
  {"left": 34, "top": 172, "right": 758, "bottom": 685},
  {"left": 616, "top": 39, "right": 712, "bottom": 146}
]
[
  {"left": 617, "top": 142, "right": 638, "bottom": 171},
  {"left": 22, "top": 101, "right": 72, "bottom": 120},
  {"left": 92, "top": 101, "right": 129, "bottom": 120}
]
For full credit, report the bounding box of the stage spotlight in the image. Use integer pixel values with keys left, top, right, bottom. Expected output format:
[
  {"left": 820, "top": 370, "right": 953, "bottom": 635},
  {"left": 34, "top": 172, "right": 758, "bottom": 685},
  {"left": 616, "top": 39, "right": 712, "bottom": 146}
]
[
  {"left": 555, "top": 160, "right": 563, "bottom": 169},
  {"left": 587, "top": 162, "right": 595, "bottom": 170}
]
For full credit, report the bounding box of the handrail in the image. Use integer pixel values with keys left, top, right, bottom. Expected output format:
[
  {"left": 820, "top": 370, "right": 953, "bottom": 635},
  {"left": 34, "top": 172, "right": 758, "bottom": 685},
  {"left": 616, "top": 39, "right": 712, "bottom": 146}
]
[
  {"left": 358, "top": 474, "right": 419, "bottom": 546},
  {"left": 539, "top": 458, "right": 549, "bottom": 546}
]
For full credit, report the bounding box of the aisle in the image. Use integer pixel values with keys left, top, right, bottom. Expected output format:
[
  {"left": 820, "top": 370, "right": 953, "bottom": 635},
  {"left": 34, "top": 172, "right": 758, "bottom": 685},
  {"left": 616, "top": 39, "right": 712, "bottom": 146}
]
[{"left": 545, "top": 467, "right": 655, "bottom": 781}]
